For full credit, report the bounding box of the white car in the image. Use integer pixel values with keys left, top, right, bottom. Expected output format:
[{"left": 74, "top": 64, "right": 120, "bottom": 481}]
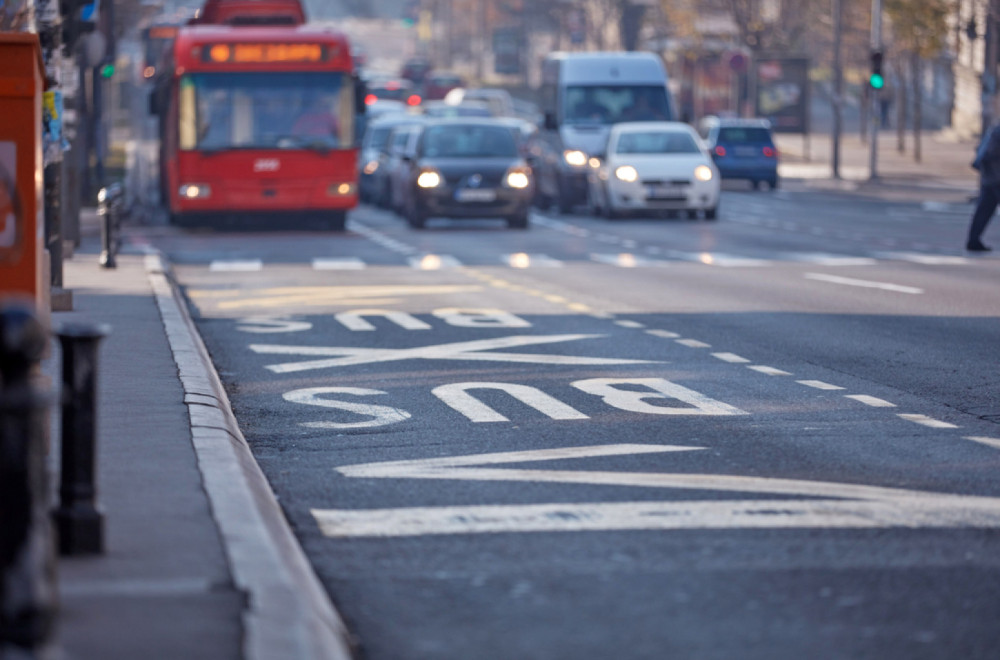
[{"left": 588, "top": 122, "right": 720, "bottom": 220}]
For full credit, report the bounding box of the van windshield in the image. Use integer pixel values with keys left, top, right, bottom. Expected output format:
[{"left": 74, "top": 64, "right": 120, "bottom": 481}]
[{"left": 563, "top": 85, "right": 671, "bottom": 125}]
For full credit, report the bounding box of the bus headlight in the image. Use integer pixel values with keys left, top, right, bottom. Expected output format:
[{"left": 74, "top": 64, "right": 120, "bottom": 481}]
[
  {"left": 694, "top": 165, "right": 714, "bottom": 182},
  {"left": 614, "top": 166, "right": 638, "bottom": 183},
  {"left": 505, "top": 167, "right": 531, "bottom": 189},
  {"left": 563, "top": 150, "right": 587, "bottom": 168},
  {"left": 417, "top": 168, "right": 442, "bottom": 189},
  {"left": 328, "top": 182, "right": 355, "bottom": 196},
  {"left": 179, "top": 183, "right": 211, "bottom": 199}
]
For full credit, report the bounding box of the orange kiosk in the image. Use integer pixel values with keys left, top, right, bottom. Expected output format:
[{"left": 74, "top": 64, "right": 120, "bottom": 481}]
[{"left": 0, "top": 33, "right": 48, "bottom": 319}]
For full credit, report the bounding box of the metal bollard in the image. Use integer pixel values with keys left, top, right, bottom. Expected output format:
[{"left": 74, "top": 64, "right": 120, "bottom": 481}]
[
  {"left": 97, "top": 183, "right": 122, "bottom": 269},
  {"left": 52, "top": 323, "right": 109, "bottom": 556},
  {"left": 0, "top": 303, "right": 57, "bottom": 654}
]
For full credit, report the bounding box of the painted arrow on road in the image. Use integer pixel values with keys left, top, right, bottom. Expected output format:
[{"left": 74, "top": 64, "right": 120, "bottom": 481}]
[
  {"left": 312, "top": 444, "right": 1000, "bottom": 537},
  {"left": 251, "top": 334, "right": 657, "bottom": 373}
]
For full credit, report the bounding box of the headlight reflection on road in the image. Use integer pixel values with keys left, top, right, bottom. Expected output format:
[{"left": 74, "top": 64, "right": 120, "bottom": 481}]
[
  {"left": 419, "top": 254, "right": 443, "bottom": 270},
  {"left": 510, "top": 253, "right": 531, "bottom": 269},
  {"left": 699, "top": 253, "right": 715, "bottom": 265},
  {"left": 618, "top": 253, "right": 637, "bottom": 268}
]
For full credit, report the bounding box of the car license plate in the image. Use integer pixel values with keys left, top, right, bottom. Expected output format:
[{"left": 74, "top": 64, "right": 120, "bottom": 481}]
[
  {"left": 647, "top": 184, "right": 683, "bottom": 198},
  {"left": 455, "top": 188, "right": 497, "bottom": 202},
  {"left": 733, "top": 146, "right": 757, "bottom": 157}
]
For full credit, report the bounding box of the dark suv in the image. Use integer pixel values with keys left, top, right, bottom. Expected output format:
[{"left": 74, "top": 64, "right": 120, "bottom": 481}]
[{"left": 700, "top": 117, "right": 779, "bottom": 190}]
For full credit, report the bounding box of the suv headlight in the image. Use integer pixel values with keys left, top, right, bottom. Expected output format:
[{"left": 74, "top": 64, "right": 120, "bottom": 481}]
[
  {"left": 614, "top": 165, "right": 638, "bottom": 183},
  {"left": 563, "top": 150, "right": 587, "bottom": 168},
  {"left": 417, "top": 168, "right": 443, "bottom": 188},
  {"left": 505, "top": 167, "right": 531, "bottom": 189}
]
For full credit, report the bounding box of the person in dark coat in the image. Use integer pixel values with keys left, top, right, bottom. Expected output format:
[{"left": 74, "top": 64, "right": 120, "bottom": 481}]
[{"left": 967, "top": 123, "right": 1000, "bottom": 251}]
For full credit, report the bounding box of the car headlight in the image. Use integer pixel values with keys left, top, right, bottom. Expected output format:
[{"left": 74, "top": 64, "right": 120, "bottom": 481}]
[
  {"left": 178, "top": 183, "right": 211, "bottom": 199},
  {"left": 694, "top": 165, "right": 714, "bottom": 182},
  {"left": 505, "top": 167, "right": 531, "bottom": 189},
  {"left": 614, "top": 165, "right": 638, "bottom": 183},
  {"left": 363, "top": 160, "right": 379, "bottom": 175},
  {"left": 417, "top": 168, "right": 442, "bottom": 188},
  {"left": 563, "top": 150, "right": 587, "bottom": 167}
]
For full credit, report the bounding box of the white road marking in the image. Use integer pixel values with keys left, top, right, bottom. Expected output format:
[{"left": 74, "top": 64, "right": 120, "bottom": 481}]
[
  {"left": 845, "top": 395, "right": 896, "bottom": 408},
  {"left": 667, "top": 251, "right": 771, "bottom": 267},
  {"left": 432, "top": 308, "right": 531, "bottom": 328},
  {"left": 409, "top": 254, "right": 462, "bottom": 270},
  {"left": 676, "top": 339, "right": 711, "bottom": 348},
  {"left": 252, "top": 334, "right": 657, "bottom": 373},
  {"left": 590, "top": 253, "right": 664, "bottom": 268},
  {"left": 877, "top": 252, "right": 970, "bottom": 265},
  {"left": 713, "top": 352, "right": 751, "bottom": 364},
  {"left": 797, "top": 380, "right": 845, "bottom": 391},
  {"left": 432, "top": 383, "right": 589, "bottom": 422},
  {"left": 615, "top": 320, "right": 645, "bottom": 329},
  {"left": 502, "top": 253, "right": 564, "bottom": 268},
  {"left": 284, "top": 387, "right": 411, "bottom": 429},
  {"left": 313, "top": 444, "right": 1000, "bottom": 537},
  {"left": 236, "top": 317, "right": 313, "bottom": 333},
  {"left": 334, "top": 310, "right": 432, "bottom": 331},
  {"left": 312, "top": 257, "right": 366, "bottom": 270},
  {"left": 787, "top": 253, "right": 877, "bottom": 266},
  {"left": 898, "top": 414, "right": 959, "bottom": 429},
  {"left": 210, "top": 259, "right": 263, "bottom": 272},
  {"left": 804, "top": 273, "right": 924, "bottom": 295},
  {"left": 966, "top": 437, "right": 1000, "bottom": 450},
  {"left": 646, "top": 329, "right": 681, "bottom": 339},
  {"left": 572, "top": 378, "right": 747, "bottom": 416},
  {"left": 748, "top": 365, "right": 792, "bottom": 376}
]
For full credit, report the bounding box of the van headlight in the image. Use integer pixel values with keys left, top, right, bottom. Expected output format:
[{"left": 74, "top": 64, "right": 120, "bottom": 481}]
[
  {"left": 563, "top": 150, "right": 587, "bottom": 167},
  {"left": 505, "top": 167, "right": 531, "bottom": 189},
  {"left": 694, "top": 165, "right": 714, "bottom": 182},
  {"left": 417, "top": 168, "right": 443, "bottom": 188},
  {"left": 614, "top": 165, "right": 638, "bottom": 183}
]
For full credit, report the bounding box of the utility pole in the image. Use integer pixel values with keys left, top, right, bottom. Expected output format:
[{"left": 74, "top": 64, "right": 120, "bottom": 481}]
[
  {"left": 868, "top": 0, "right": 883, "bottom": 181},
  {"left": 832, "top": 0, "right": 843, "bottom": 179},
  {"left": 984, "top": 0, "right": 999, "bottom": 135}
]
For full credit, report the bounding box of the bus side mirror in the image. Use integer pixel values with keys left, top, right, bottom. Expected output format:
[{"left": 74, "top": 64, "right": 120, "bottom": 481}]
[
  {"left": 544, "top": 111, "right": 557, "bottom": 131},
  {"left": 354, "top": 75, "right": 367, "bottom": 115}
]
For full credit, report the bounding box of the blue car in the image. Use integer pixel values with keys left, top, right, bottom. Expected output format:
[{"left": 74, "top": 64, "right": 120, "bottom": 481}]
[{"left": 700, "top": 117, "right": 779, "bottom": 190}]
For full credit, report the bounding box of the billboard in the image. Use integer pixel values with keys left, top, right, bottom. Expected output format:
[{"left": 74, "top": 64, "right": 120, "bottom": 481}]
[{"left": 753, "top": 56, "right": 809, "bottom": 133}]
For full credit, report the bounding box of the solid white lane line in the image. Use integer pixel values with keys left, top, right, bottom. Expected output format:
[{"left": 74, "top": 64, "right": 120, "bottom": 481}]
[
  {"left": 804, "top": 273, "right": 924, "bottom": 295},
  {"left": 748, "top": 365, "right": 792, "bottom": 376},
  {"left": 209, "top": 259, "right": 263, "bottom": 272},
  {"left": 676, "top": 339, "right": 711, "bottom": 348},
  {"left": 898, "top": 414, "right": 959, "bottom": 429},
  {"left": 797, "top": 380, "right": 845, "bottom": 391},
  {"left": 312, "top": 257, "right": 366, "bottom": 270},
  {"left": 712, "top": 352, "right": 751, "bottom": 364},
  {"left": 646, "top": 329, "right": 681, "bottom": 339},
  {"left": 845, "top": 395, "right": 896, "bottom": 408},
  {"left": 966, "top": 436, "right": 1000, "bottom": 450},
  {"left": 615, "top": 320, "right": 646, "bottom": 329}
]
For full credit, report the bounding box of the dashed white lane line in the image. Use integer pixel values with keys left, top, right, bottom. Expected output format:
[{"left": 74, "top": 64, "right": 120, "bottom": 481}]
[
  {"left": 966, "top": 436, "right": 1000, "bottom": 450},
  {"left": 646, "top": 329, "right": 680, "bottom": 339},
  {"left": 898, "top": 414, "right": 960, "bottom": 429},
  {"left": 748, "top": 365, "right": 792, "bottom": 376},
  {"left": 804, "top": 273, "right": 924, "bottom": 295},
  {"left": 210, "top": 259, "right": 263, "bottom": 272},
  {"left": 845, "top": 395, "right": 896, "bottom": 408},
  {"left": 615, "top": 320, "right": 646, "bottom": 329},
  {"left": 797, "top": 380, "right": 845, "bottom": 391},
  {"left": 676, "top": 339, "right": 711, "bottom": 348},
  {"left": 312, "top": 257, "right": 366, "bottom": 270},
  {"left": 712, "top": 352, "right": 750, "bottom": 363}
]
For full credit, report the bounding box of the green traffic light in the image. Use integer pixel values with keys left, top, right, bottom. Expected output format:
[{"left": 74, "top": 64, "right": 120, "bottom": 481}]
[
  {"left": 870, "top": 73, "right": 884, "bottom": 90},
  {"left": 100, "top": 63, "right": 115, "bottom": 78}
]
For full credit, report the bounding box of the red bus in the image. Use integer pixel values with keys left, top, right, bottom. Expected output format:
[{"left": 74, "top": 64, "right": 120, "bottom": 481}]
[
  {"left": 189, "top": 0, "right": 306, "bottom": 26},
  {"left": 157, "top": 25, "right": 363, "bottom": 229}
]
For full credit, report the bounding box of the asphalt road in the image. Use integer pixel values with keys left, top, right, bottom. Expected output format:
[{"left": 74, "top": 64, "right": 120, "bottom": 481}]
[{"left": 136, "top": 189, "right": 1000, "bottom": 659}]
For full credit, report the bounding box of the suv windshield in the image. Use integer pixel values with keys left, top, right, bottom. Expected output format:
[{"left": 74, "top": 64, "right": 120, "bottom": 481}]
[{"left": 420, "top": 125, "right": 518, "bottom": 158}]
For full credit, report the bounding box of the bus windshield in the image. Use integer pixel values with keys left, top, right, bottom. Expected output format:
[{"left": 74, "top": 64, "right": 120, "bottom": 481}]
[
  {"left": 563, "top": 85, "right": 671, "bottom": 125},
  {"left": 179, "top": 72, "right": 355, "bottom": 152}
]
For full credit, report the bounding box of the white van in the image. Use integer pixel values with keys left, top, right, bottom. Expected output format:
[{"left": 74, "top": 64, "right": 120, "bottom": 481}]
[{"left": 538, "top": 51, "right": 675, "bottom": 213}]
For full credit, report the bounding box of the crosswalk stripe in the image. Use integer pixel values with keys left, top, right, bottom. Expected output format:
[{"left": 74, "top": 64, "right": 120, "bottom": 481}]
[
  {"left": 590, "top": 253, "right": 666, "bottom": 267},
  {"left": 502, "top": 253, "right": 564, "bottom": 268},
  {"left": 209, "top": 260, "right": 262, "bottom": 272},
  {"left": 312, "top": 258, "right": 366, "bottom": 270},
  {"left": 408, "top": 254, "right": 463, "bottom": 270}
]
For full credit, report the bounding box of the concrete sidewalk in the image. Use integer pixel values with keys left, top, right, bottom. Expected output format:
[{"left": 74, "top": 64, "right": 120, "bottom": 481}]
[{"left": 42, "top": 213, "right": 354, "bottom": 659}]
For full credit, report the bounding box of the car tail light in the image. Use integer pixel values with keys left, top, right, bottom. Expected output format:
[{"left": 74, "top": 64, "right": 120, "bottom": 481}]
[
  {"left": 365, "top": 93, "right": 377, "bottom": 105},
  {"left": 763, "top": 146, "right": 776, "bottom": 158},
  {"left": 407, "top": 94, "right": 422, "bottom": 106},
  {"left": 714, "top": 146, "right": 726, "bottom": 157}
]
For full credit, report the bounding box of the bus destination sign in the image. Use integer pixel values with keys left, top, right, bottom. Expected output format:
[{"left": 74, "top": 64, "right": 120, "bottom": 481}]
[{"left": 204, "top": 43, "right": 328, "bottom": 64}]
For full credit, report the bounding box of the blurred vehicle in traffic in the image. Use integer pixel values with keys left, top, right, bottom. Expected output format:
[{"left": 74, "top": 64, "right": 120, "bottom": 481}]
[
  {"left": 537, "top": 51, "right": 676, "bottom": 213},
  {"left": 397, "top": 120, "right": 533, "bottom": 229},
  {"left": 359, "top": 115, "right": 424, "bottom": 204},
  {"left": 588, "top": 122, "right": 719, "bottom": 220},
  {"left": 423, "top": 71, "right": 464, "bottom": 100},
  {"left": 401, "top": 56, "right": 432, "bottom": 87},
  {"left": 443, "top": 88, "right": 515, "bottom": 117},
  {"left": 699, "top": 117, "right": 779, "bottom": 190},
  {"left": 375, "top": 123, "right": 424, "bottom": 211},
  {"left": 365, "top": 78, "right": 421, "bottom": 108},
  {"left": 421, "top": 100, "right": 493, "bottom": 119}
]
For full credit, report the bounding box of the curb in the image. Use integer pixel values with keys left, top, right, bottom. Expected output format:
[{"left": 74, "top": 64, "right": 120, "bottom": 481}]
[{"left": 143, "top": 252, "right": 357, "bottom": 660}]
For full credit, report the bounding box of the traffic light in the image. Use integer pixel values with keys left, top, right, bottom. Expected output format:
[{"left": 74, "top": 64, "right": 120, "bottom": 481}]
[
  {"left": 99, "top": 61, "right": 115, "bottom": 79},
  {"left": 870, "top": 50, "right": 885, "bottom": 90}
]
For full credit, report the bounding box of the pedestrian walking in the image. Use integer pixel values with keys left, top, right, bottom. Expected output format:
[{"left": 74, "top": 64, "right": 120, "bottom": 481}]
[{"left": 967, "top": 122, "right": 1000, "bottom": 251}]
